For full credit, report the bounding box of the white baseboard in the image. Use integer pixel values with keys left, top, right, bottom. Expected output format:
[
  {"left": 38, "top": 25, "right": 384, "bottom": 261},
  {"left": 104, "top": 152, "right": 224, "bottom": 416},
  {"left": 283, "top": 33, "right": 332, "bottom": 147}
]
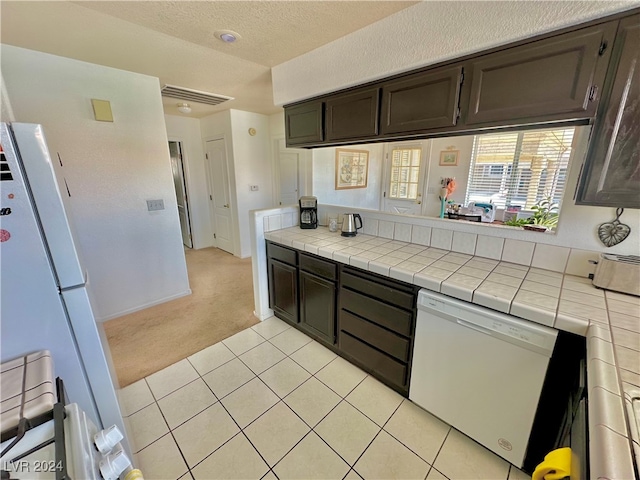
[
  {"left": 253, "top": 309, "right": 274, "bottom": 321},
  {"left": 98, "top": 289, "right": 192, "bottom": 322}
]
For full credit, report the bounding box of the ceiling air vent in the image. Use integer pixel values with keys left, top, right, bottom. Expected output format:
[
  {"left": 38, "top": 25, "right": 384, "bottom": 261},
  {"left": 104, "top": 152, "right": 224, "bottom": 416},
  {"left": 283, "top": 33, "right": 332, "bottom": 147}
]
[{"left": 161, "top": 84, "right": 233, "bottom": 106}]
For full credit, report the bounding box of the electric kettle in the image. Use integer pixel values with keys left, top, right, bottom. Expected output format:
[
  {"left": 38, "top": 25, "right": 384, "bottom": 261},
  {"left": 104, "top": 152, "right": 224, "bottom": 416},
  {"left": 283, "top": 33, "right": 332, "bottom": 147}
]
[{"left": 341, "top": 213, "right": 363, "bottom": 237}]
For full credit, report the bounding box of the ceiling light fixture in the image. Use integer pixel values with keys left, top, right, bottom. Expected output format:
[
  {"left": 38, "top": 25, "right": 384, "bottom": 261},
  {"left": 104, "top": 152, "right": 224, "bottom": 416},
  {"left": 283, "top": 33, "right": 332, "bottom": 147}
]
[
  {"left": 214, "top": 30, "right": 241, "bottom": 43},
  {"left": 176, "top": 103, "right": 191, "bottom": 114}
]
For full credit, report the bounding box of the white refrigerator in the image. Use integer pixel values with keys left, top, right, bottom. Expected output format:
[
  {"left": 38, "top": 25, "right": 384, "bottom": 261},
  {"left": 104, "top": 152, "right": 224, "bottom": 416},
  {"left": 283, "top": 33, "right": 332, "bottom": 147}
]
[{"left": 0, "top": 123, "right": 128, "bottom": 451}]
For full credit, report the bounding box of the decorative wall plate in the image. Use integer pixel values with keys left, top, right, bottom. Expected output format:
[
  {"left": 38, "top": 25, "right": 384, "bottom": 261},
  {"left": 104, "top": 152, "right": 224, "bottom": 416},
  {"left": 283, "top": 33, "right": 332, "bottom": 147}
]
[{"left": 598, "top": 208, "right": 630, "bottom": 247}]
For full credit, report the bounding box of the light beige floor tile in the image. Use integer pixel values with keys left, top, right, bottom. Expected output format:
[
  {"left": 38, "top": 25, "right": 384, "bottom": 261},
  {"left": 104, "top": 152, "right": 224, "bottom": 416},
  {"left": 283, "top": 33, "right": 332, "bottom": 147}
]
[
  {"left": 261, "top": 472, "right": 278, "bottom": 480},
  {"left": 157, "top": 378, "right": 217, "bottom": 429},
  {"left": 128, "top": 403, "right": 170, "bottom": 453},
  {"left": 315, "top": 401, "right": 380, "bottom": 465},
  {"left": 269, "top": 327, "right": 313, "bottom": 355},
  {"left": 432, "top": 429, "right": 510, "bottom": 480},
  {"left": 315, "top": 357, "right": 367, "bottom": 397},
  {"left": 202, "top": 357, "right": 255, "bottom": 399},
  {"left": 509, "top": 465, "right": 532, "bottom": 479},
  {"left": 344, "top": 469, "right": 364, "bottom": 479},
  {"left": 259, "top": 357, "right": 311, "bottom": 398},
  {"left": 146, "top": 359, "right": 200, "bottom": 400},
  {"left": 290, "top": 341, "right": 337, "bottom": 374},
  {"left": 384, "top": 399, "right": 450, "bottom": 464},
  {"left": 346, "top": 376, "right": 403, "bottom": 426},
  {"left": 118, "top": 379, "right": 154, "bottom": 416},
  {"left": 239, "top": 341, "right": 287, "bottom": 375},
  {"left": 426, "top": 468, "right": 450, "bottom": 479},
  {"left": 244, "top": 401, "right": 310, "bottom": 466},
  {"left": 191, "top": 432, "right": 269, "bottom": 480},
  {"left": 284, "top": 377, "right": 341, "bottom": 427},
  {"left": 273, "top": 432, "right": 350, "bottom": 480},
  {"left": 222, "top": 328, "right": 266, "bottom": 355},
  {"left": 354, "top": 430, "right": 430, "bottom": 480},
  {"left": 251, "top": 316, "right": 292, "bottom": 339},
  {"left": 172, "top": 403, "right": 239, "bottom": 468},
  {"left": 221, "top": 378, "right": 279, "bottom": 428},
  {"left": 135, "top": 433, "right": 188, "bottom": 480},
  {"left": 188, "top": 342, "right": 235, "bottom": 376}
]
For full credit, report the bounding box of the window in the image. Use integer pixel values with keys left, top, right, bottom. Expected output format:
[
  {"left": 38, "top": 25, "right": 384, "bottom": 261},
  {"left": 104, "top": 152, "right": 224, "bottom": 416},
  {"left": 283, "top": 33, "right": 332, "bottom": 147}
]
[
  {"left": 388, "top": 147, "right": 422, "bottom": 200},
  {"left": 465, "top": 127, "right": 575, "bottom": 210}
]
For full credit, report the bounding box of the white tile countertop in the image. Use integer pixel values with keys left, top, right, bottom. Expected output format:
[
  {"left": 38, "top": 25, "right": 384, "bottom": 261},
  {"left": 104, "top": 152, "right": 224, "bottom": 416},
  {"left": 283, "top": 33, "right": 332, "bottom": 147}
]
[{"left": 265, "top": 226, "right": 640, "bottom": 480}]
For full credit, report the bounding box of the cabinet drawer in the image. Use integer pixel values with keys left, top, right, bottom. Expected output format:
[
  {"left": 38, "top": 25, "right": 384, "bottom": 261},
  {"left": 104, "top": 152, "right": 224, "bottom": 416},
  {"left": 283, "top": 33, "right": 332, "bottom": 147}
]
[
  {"left": 300, "top": 253, "right": 337, "bottom": 281},
  {"left": 267, "top": 242, "right": 297, "bottom": 266},
  {"left": 340, "top": 332, "right": 407, "bottom": 388},
  {"left": 341, "top": 269, "right": 415, "bottom": 310},
  {"left": 340, "top": 311, "right": 410, "bottom": 362},
  {"left": 340, "top": 289, "right": 412, "bottom": 337}
]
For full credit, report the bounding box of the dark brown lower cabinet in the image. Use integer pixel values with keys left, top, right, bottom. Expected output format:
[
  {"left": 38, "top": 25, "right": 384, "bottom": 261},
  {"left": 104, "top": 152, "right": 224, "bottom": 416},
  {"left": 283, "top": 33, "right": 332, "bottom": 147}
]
[
  {"left": 338, "top": 266, "right": 419, "bottom": 396},
  {"left": 267, "top": 258, "right": 299, "bottom": 325},
  {"left": 266, "top": 242, "right": 419, "bottom": 397},
  {"left": 299, "top": 271, "right": 336, "bottom": 344}
]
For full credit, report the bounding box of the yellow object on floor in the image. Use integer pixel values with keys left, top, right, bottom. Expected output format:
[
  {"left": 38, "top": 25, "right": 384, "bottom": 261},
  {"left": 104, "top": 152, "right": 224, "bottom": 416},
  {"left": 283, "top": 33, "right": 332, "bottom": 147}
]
[{"left": 532, "top": 447, "right": 572, "bottom": 480}]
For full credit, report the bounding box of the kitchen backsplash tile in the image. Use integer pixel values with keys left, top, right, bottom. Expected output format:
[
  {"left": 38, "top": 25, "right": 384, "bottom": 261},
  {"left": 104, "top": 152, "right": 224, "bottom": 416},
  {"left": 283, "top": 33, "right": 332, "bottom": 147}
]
[
  {"left": 565, "top": 248, "right": 600, "bottom": 277},
  {"left": 267, "top": 215, "right": 283, "bottom": 233},
  {"left": 531, "top": 244, "right": 570, "bottom": 273},
  {"left": 411, "top": 225, "right": 431, "bottom": 246},
  {"left": 501, "top": 239, "right": 535, "bottom": 266},
  {"left": 362, "top": 218, "right": 379, "bottom": 236},
  {"left": 430, "top": 228, "right": 453, "bottom": 250},
  {"left": 394, "top": 223, "right": 412, "bottom": 242},
  {"left": 378, "top": 221, "right": 395, "bottom": 239},
  {"left": 474, "top": 235, "right": 504, "bottom": 261},
  {"left": 451, "top": 232, "right": 477, "bottom": 255}
]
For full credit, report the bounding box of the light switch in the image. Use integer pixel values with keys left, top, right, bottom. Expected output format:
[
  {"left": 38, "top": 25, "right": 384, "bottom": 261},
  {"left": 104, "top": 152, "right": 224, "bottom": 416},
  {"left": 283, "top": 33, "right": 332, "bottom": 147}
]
[
  {"left": 91, "top": 99, "right": 114, "bottom": 122},
  {"left": 146, "top": 199, "right": 164, "bottom": 211}
]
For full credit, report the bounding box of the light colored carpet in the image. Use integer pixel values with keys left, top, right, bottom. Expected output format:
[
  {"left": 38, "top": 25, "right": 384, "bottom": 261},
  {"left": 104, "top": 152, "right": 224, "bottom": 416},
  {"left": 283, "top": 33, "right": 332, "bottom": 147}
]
[{"left": 104, "top": 247, "right": 258, "bottom": 388}]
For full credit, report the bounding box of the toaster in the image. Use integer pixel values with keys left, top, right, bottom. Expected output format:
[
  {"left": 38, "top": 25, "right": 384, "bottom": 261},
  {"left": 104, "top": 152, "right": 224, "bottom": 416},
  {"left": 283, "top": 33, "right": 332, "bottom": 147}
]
[{"left": 592, "top": 254, "right": 640, "bottom": 297}]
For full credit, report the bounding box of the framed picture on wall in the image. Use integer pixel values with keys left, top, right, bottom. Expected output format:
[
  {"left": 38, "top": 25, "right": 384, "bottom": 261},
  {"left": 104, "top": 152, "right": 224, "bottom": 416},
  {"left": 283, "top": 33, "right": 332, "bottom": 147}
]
[
  {"left": 439, "top": 150, "right": 459, "bottom": 166},
  {"left": 335, "top": 149, "right": 369, "bottom": 190}
]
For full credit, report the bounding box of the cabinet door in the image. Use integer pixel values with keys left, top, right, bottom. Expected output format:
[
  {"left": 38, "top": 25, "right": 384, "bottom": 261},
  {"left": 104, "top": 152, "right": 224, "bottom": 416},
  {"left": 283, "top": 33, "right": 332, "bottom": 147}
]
[
  {"left": 380, "top": 66, "right": 463, "bottom": 134},
  {"left": 285, "top": 101, "right": 324, "bottom": 147},
  {"left": 268, "top": 258, "right": 299, "bottom": 325},
  {"left": 576, "top": 14, "right": 640, "bottom": 207},
  {"left": 325, "top": 87, "right": 380, "bottom": 141},
  {"left": 466, "top": 22, "right": 617, "bottom": 125},
  {"left": 299, "top": 271, "right": 335, "bottom": 344}
]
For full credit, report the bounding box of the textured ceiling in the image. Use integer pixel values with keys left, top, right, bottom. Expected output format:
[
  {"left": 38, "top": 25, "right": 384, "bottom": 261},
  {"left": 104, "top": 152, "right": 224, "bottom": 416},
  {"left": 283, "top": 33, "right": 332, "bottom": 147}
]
[{"left": 0, "top": 1, "right": 417, "bottom": 117}]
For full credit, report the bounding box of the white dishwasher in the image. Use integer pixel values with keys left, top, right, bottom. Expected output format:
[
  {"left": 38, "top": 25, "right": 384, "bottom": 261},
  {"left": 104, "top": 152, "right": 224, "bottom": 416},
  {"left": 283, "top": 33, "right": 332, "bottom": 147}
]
[{"left": 409, "top": 289, "right": 558, "bottom": 467}]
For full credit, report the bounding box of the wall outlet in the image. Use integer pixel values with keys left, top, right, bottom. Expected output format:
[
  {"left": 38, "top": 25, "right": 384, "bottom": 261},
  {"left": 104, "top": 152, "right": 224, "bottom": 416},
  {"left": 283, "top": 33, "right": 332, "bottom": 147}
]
[
  {"left": 250, "top": 185, "right": 259, "bottom": 191},
  {"left": 146, "top": 199, "right": 164, "bottom": 211}
]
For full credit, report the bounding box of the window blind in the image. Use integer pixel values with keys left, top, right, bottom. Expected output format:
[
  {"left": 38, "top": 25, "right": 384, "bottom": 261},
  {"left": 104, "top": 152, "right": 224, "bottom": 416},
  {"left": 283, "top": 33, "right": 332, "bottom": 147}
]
[{"left": 465, "top": 127, "right": 575, "bottom": 210}]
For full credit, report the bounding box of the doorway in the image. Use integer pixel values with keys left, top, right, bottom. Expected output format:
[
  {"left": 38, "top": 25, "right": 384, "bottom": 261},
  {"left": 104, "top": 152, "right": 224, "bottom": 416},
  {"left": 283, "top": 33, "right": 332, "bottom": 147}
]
[
  {"left": 274, "top": 138, "right": 311, "bottom": 206},
  {"left": 381, "top": 141, "right": 428, "bottom": 215},
  {"left": 204, "top": 138, "right": 234, "bottom": 254},
  {"left": 169, "top": 141, "right": 193, "bottom": 248}
]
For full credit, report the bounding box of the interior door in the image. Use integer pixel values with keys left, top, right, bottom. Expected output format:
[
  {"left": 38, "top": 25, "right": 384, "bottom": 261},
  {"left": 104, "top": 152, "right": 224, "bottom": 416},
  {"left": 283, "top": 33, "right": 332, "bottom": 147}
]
[
  {"left": 169, "top": 141, "right": 193, "bottom": 248},
  {"left": 275, "top": 138, "right": 311, "bottom": 206},
  {"left": 205, "top": 138, "right": 234, "bottom": 254},
  {"left": 382, "top": 142, "right": 427, "bottom": 215}
]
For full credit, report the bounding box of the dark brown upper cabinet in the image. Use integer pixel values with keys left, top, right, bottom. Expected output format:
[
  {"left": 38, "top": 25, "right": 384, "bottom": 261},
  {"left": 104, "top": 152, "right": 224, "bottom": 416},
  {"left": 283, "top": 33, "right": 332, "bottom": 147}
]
[
  {"left": 465, "top": 22, "right": 617, "bottom": 126},
  {"left": 576, "top": 14, "right": 640, "bottom": 208},
  {"left": 380, "top": 66, "right": 463, "bottom": 135},
  {"left": 325, "top": 87, "right": 380, "bottom": 142},
  {"left": 285, "top": 101, "right": 324, "bottom": 146}
]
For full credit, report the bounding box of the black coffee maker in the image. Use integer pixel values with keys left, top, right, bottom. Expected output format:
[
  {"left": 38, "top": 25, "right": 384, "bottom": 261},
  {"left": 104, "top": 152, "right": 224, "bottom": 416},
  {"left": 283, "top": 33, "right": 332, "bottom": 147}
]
[{"left": 299, "top": 196, "right": 318, "bottom": 229}]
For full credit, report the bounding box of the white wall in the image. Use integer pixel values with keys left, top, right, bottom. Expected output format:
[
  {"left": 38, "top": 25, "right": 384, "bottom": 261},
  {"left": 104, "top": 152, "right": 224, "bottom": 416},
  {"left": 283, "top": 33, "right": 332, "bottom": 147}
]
[
  {"left": 1, "top": 45, "right": 190, "bottom": 320},
  {"left": 164, "top": 114, "right": 212, "bottom": 249},
  {"left": 312, "top": 143, "right": 384, "bottom": 212},
  {"left": 272, "top": 1, "right": 640, "bottom": 105},
  {"left": 229, "top": 110, "right": 275, "bottom": 257}
]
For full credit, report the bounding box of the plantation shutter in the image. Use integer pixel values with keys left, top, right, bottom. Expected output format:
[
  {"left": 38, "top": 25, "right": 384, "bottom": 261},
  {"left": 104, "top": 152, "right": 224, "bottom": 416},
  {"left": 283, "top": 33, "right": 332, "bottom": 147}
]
[
  {"left": 389, "top": 147, "right": 422, "bottom": 200},
  {"left": 465, "top": 127, "right": 575, "bottom": 210}
]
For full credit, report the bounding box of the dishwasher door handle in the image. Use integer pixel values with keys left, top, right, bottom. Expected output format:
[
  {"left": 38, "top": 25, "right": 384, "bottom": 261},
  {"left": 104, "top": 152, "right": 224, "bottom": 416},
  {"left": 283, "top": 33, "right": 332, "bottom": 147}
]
[{"left": 456, "top": 318, "right": 494, "bottom": 336}]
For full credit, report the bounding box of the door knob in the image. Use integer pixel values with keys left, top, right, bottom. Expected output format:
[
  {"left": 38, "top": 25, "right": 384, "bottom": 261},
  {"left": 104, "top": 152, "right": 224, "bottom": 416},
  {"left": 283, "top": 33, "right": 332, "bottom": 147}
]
[{"left": 224, "top": 204, "right": 229, "bottom": 208}]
